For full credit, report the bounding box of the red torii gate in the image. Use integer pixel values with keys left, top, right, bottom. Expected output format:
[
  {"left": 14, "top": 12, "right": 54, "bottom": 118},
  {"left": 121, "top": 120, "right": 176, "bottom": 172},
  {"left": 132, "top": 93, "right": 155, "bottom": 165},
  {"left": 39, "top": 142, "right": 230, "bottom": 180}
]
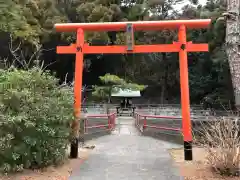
[{"left": 54, "top": 19, "right": 211, "bottom": 161}]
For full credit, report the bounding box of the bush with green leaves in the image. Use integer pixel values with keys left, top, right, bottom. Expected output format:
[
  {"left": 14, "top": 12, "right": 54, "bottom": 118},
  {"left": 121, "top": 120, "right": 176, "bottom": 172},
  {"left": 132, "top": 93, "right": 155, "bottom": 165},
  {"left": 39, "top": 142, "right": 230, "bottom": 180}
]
[
  {"left": 0, "top": 67, "right": 74, "bottom": 173},
  {"left": 92, "top": 73, "right": 145, "bottom": 102}
]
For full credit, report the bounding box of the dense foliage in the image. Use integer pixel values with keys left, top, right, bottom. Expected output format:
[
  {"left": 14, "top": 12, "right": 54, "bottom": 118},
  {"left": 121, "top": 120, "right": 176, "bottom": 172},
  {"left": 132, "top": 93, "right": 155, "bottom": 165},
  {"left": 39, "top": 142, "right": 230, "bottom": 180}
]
[
  {"left": 0, "top": 0, "right": 234, "bottom": 106},
  {"left": 92, "top": 73, "right": 145, "bottom": 102},
  {"left": 0, "top": 67, "right": 73, "bottom": 172}
]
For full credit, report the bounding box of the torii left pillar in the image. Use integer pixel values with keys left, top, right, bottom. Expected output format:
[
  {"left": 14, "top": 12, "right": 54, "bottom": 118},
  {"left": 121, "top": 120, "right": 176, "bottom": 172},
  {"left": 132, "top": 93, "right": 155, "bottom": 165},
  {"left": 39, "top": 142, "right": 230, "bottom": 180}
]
[{"left": 70, "top": 29, "right": 84, "bottom": 158}]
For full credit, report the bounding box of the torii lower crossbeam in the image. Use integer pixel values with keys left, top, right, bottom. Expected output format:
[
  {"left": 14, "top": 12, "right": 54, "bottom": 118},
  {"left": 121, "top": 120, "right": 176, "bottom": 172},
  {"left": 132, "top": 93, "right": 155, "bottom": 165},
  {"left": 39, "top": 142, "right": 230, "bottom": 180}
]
[
  {"left": 57, "top": 42, "right": 208, "bottom": 54},
  {"left": 55, "top": 19, "right": 211, "bottom": 161}
]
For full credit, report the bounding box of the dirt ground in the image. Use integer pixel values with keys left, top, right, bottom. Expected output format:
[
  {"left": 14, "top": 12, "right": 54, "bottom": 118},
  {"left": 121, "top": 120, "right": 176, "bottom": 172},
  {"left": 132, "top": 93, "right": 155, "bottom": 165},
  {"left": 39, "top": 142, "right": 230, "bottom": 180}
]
[
  {"left": 0, "top": 147, "right": 92, "bottom": 180},
  {"left": 169, "top": 147, "right": 239, "bottom": 180}
]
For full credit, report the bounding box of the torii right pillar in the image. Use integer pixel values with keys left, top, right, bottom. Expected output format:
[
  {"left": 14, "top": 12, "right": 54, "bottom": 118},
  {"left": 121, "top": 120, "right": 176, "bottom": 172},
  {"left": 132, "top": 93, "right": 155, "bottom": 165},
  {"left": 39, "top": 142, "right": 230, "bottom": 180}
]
[{"left": 179, "top": 25, "right": 193, "bottom": 160}]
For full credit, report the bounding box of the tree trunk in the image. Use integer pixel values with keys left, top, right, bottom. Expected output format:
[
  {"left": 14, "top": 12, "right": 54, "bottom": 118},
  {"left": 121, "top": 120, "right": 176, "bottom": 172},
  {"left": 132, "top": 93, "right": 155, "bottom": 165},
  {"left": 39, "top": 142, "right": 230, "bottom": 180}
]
[
  {"left": 160, "top": 53, "right": 168, "bottom": 104},
  {"left": 160, "top": 85, "right": 165, "bottom": 104},
  {"left": 160, "top": 67, "right": 168, "bottom": 104},
  {"left": 106, "top": 101, "right": 110, "bottom": 114},
  {"left": 225, "top": 0, "right": 240, "bottom": 109},
  {"left": 106, "top": 90, "right": 111, "bottom": 114}
]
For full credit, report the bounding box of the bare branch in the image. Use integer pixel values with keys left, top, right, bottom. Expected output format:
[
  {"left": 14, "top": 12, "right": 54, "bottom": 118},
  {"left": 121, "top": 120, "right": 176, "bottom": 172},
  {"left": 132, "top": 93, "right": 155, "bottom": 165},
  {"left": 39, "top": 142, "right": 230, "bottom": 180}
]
[
  {"left": 27, "top": 44, "right": 42, "bottom": 68},
  {"left": 63, "top": 73, "right": 69, "bottom": 85},
  {"left": 9, "top": 34, "right": 21, "bottom": 53},
  {"left": 8, "top": 35, "right": 56, "bottom": 70},
  {"left": 193, "top": 115, "right": 240, "bottom": 176},
  {"left": 41, "top": 60, "right": 57, "bottom": 71},
  {"left": 8, "top": 35, "right": 27, "bottom": 69}
]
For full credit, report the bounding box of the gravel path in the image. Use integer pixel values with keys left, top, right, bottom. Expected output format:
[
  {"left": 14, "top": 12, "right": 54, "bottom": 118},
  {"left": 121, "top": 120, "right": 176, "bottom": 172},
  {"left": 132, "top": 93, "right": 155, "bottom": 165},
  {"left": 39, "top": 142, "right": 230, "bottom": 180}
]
[{"left": 70, "top": 117, "right": 183, "bottom": 180}]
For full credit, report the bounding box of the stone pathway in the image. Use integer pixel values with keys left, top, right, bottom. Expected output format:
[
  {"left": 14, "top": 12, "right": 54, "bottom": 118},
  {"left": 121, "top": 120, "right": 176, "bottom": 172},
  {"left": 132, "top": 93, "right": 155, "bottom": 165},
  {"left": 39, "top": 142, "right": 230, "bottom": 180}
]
[{"left": 70, "top": 117, "right": 183, "bottom": 180}]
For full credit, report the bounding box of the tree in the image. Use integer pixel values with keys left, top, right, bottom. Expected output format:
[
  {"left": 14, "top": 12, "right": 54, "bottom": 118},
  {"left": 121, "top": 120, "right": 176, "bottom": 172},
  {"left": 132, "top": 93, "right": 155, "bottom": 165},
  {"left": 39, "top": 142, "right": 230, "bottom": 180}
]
[
  {"left": 120, "top": 0, "right": 185, "bottom": 103},
  {"left": 93, "top": 73, "right": 145, "bottom": 102},
  {"left": 222, "top": 0, "right": 240, "bottom": 109},
  {"left": 0, "top": 0, "right": 67, "bottom": 45},
  {"left": 0, "top": 0, "right": 236, "bottom": 107},
  {"left": 92, "top": 74, "right": 126, "bottom": 103},
  {"left": 92, "top": 73, "right": 145, "bottom": 112}
]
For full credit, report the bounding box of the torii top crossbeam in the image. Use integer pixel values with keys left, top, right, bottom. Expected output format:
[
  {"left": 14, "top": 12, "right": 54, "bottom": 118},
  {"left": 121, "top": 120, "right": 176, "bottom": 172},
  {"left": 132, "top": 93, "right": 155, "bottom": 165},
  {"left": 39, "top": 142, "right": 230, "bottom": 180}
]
[{"left": 55, "top": 19, "right": 211, "bottom": 32}]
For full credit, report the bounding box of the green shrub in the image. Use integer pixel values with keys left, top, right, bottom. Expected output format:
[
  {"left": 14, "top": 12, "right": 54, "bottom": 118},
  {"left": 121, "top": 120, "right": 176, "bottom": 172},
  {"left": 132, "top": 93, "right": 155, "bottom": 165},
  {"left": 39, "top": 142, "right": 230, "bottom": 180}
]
[{"left": 0, "top": 67, "right": 74, "bottom": 173}]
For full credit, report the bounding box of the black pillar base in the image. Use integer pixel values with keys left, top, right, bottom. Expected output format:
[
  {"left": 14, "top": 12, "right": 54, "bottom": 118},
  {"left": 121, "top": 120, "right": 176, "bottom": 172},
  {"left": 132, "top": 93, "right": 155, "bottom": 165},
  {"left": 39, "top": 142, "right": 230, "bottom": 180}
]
[
  {"left": 70, "top": 137, "right": 79, "bottom": 159},
  {"left": 184, "top": 141, "right": 193, "bottom": 161},
  {"left": 116, "top": 107, "right": 119, "bottom": 116}
]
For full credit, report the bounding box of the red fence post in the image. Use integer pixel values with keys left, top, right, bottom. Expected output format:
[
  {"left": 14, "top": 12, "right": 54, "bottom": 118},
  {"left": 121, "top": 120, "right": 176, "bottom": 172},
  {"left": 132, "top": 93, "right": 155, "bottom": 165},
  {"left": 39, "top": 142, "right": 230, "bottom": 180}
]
[
  {"left": 110, "top": 114, "right": 113, "bottom": 129},
  {"left": 135, "top": 114, "right": 139, "bottom": 127},
  {"left": 138, "top": 114, "right": 140, "bottom": 128},
  {"left": 137, "top": 114, "right": 140, "bottom": 127},
  {"left": 108, "top": 115, "right": 111, "bottom": 130},
  {"left": 113, "top": 113, "right": 116, "bottom": 129},
  {"left": 143, "top": 117, "right": 147, "bottom": 131},
  {"left": 84, "top": 118, "right": 87, "bottom": 134},
  {"left": 135, "top": 113, "right": 137, "bottom": 126}
]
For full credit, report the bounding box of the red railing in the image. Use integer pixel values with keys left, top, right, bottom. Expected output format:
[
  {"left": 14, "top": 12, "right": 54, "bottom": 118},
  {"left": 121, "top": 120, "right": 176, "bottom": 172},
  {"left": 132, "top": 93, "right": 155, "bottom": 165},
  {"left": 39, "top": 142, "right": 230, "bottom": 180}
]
[
  {"left": 84, "top": 113, "right": 116, "bottom": 134},
  {"left": 134, "top": 112, "right": 181, "bottom": 132}
]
